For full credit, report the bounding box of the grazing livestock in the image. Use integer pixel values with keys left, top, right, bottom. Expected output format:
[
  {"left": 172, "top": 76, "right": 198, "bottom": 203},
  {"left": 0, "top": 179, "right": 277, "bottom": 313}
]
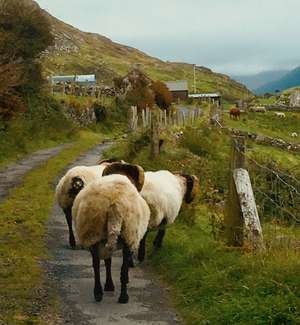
[
  {"left": 73, "top": 163, "right": 150, "bottom": 304},
  {"left": 229, "top": 107, "right": 241, "bottom": 120},
  {"left": 55, "top": 159, "right": 123, "bottom": 248},
  {"left": 291, "top": 132, "right": 298, "bottom": 138},
  {"left": 137, "top": 170, "right": 199, "bottom": 262},
  {"left": 275, "top": 112, "right": 286, "bottom": 118}
]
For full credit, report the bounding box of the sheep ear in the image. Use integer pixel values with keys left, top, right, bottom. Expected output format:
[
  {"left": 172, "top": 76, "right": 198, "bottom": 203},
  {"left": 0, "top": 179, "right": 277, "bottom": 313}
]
[
  {"left": 97, "top": 158, "right": 125, "bottom": 165},
  {"left": 181, "top": 174, "right": 199, "bottom": 204},
  {"left": 102, "top": 163, "right": 145, "bottom": 192}
]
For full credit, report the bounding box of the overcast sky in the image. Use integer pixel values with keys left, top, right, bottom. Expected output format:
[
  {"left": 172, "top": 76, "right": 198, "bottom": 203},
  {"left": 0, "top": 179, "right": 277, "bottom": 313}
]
[{"left": 35, "top": 0, "right": 300, "bottom": 75}]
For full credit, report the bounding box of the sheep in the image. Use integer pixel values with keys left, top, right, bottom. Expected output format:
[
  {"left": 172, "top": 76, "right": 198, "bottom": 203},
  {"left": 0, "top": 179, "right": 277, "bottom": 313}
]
[
  {"left": 55, "top": 158, "right": 123, "bottom": 248},
  {"left": 275, "top": 112, "right": 286, "bottom": 118},
  {"left": 137, "top": 170, "right": 199, "bottom": 262},
  {"left": 249, "top": 106, "right": 266, "bottom": 113},
  {"left": 73, "top": 163, "right": 150, "bottom": 304},
  {"left": 291, "top": 132, "right": 298, "bottom": 138}
]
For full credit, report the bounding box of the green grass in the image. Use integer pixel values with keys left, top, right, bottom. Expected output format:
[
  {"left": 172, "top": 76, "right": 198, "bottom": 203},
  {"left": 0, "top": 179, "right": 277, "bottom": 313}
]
[
  {"left": 148, "top": 217, "right": 300, "bottom": 325},
  {"left": 224, "top": 111, "right": 300, "bottom": 144},
  {"left": 106, "top": 126, "right": 300, "bottom": 325},
  {"left": 0, "top": 130, "right": 105, "bottom": 325}
]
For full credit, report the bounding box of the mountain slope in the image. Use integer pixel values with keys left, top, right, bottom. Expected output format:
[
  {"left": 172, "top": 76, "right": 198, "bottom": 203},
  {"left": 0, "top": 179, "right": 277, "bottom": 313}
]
[
  {"left": 232, "top": 70, "right": 289, "bottom": 91},
  {"left": 36, "top": 1, "right": 251, "bottom": 100},
  {"left": 255, "top": 66, "right": 300, "bottom": 94}
]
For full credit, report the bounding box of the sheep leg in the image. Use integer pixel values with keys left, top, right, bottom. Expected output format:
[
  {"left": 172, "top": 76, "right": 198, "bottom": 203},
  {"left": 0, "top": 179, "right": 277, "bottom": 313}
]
[
  {"left": 90, "top": 243, "right": 103, "bottom": 302},
  {"left": 63, "top": 207, "right": 76, "bottom": 248},
  {"left": 104, "top": 258, "right": 115, "bottom": 292},
  {"left": 138, "top": 231, "right": 148, "bottom": 262},
  {"left": 153, "top": 229, "right": 166, "bottom": 249},
  {"left": 118, "top": 244, "right": 131, "bottom": 304}
]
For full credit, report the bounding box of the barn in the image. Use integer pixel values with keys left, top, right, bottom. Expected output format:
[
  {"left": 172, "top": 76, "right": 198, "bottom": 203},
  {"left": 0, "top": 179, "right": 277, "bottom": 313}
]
[
  {"left": 164, "top": 80, "right": 189, "bottom": 102},
  {"left": 188, "top": 93, "right": 221, "bottom": 106}
]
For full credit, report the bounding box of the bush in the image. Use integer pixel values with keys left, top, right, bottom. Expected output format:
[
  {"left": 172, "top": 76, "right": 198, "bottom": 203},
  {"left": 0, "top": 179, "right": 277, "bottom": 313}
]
[{"left": 151, "top": 81, "right": 172, "bottom": 110}]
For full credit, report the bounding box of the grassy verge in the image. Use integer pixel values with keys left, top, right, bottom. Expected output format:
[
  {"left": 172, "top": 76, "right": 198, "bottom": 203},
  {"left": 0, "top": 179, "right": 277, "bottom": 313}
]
[
  {"left": 105, "top": 126, "right": 300, "bottom": 324},
  {"left": 0, "top": 130, "right": 106, "bottom": 325}
]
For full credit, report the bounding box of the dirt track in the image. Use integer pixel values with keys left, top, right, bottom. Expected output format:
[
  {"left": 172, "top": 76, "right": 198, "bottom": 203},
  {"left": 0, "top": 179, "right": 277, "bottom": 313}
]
[
  {"left": 46, "top": 143, "right": 181, "bottom": 325},
  {"left": 0, "top": 144, "right": 69, "bottom": 204}
]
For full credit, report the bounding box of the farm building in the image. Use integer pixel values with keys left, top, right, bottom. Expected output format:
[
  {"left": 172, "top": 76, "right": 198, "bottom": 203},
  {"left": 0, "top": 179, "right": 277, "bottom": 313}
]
[
  {"left": 189, "top": 93, "right": 221, "bottom": 106},
  {"left": 164, "top": 80, "right": 189, "bottom": 102},
  {"left": 50, "top": 74, "right": 96, "bottom": 86}
]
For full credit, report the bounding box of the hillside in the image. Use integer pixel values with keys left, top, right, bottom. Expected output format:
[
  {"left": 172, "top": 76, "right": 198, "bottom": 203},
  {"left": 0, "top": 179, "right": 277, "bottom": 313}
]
[
  {"left": 256, "top": 66, "right": 300, "bottom": 94},
  {"left": 232, "top": 70, "right": 289, "bottom": 92},
  {"left": 34, "top": 1, "right": 251, "bottom": 101}
]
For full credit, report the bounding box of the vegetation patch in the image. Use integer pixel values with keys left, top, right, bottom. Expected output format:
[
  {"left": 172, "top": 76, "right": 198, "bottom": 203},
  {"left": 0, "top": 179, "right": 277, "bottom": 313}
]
[
  {"left": 0, "top": 130, "right": 105, "bottom": 325},
  {"left": 105, "top": 123, "right": 300, "bottom": 324}
]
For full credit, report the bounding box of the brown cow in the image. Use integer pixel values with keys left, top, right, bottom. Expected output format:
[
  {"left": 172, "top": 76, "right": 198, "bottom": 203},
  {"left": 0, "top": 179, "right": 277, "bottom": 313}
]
[{"left": 229, "top": 107, "right": 241, "bottom": 120}]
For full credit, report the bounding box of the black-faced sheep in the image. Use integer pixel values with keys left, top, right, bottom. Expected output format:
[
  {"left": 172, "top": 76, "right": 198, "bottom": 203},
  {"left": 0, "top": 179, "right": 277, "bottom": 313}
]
[
  {"left": 73, "top": 163, "right": 150, "bottom": 304},
  {"left": 137, "top": 170, "right": 199, "bottom": 262},
  {"left": 55, "top": 159, "right": 123, "bottom": 248}
]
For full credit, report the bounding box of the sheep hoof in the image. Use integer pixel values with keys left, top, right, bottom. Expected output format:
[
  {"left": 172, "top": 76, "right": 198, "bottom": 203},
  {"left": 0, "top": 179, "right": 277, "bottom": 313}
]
[
  {"left": 94, "top": 293, "right": 103, "bottom": 302},
  {"left": 104, "top": 282, "right": 115, "bottom": 292},
  {"left": 118, "top": 294, "right": 129, "bottom": 304},
  {"left": 128, "top": 258, "right": 135, "bottom": 268},
  {"left": 69, "top": 238, "right": 76, "bottom": 249}
]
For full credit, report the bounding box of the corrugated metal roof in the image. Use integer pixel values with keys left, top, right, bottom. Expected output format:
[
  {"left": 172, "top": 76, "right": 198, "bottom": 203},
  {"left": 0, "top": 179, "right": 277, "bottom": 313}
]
[
  {"left": 75, "top": 75, "right": 96, "bottom": 83},
  {"left": 50, "top": 75, "right": 96, "bottom": 84},
  {"left": 51, "top": 75, "right": 75, "bottom": 83},
  {"left": 165, "top": 80, "right": 188, "bottom": 92},
  {"left": 189, "top": 93, "right": 220, "bottom": 98}
]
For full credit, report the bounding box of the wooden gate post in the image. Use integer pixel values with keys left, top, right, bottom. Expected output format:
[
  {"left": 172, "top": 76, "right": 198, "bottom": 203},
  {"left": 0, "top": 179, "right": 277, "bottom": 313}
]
[
  {"left": 225, "top": 136, "right": 246, "bottom": 246},
  {"left": 225, "top": 136, "right": 265, "bottom": 250}
]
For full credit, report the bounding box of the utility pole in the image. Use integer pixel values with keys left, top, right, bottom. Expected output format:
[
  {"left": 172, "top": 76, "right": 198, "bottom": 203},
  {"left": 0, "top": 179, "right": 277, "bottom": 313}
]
[{"left": 193, "top": 64, "right": 196, "bottom": 94}]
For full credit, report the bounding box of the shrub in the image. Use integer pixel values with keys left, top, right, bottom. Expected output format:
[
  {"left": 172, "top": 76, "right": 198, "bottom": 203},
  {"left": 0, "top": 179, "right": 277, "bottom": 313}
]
[{"left": 151, "top": 81, "right": 172, "bottom": 110}]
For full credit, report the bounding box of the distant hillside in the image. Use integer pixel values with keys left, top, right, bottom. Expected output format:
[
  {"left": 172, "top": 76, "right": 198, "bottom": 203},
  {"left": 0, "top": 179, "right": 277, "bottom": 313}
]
[
  {"left": 255, "top": 66, "right": 300, "bottom": 95},
  {"left": 32, "top": 1, "right": 251, "bottom": 101},
  {"left": 232, "top": 70, "right": 289, "bottom": 91}
]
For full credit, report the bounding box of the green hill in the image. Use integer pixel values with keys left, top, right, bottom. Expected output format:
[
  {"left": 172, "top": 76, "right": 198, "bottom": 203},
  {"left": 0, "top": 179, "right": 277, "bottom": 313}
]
[{"left": 36, "top": 1, "right": 251, "bottom": 101}]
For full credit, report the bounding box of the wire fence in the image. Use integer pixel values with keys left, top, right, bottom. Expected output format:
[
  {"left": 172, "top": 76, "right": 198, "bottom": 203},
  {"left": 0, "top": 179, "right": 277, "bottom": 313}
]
[{"left": 215, "top": 115, "right": 300, "bottom": 245}]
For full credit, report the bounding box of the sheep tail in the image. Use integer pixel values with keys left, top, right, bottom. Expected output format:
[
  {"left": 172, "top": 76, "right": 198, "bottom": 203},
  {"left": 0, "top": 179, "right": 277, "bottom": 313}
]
[
  {"left": 104, "top": 204, "right": 123, "bottom": 254},
  {"left": 68, "top": 177, "right": 84, "bottom": 198}
]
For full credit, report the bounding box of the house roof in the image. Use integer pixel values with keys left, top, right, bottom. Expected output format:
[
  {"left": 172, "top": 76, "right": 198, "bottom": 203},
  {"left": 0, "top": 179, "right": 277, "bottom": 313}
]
[
  {"left": 165, "top": 80, "right": 188, "bottom": 92},
  {"left": 50, "top": 75, "right": 96, "bottom": 84},
  {"left": 188, "top": 93, "right": 221, "bottom": 98},
  {"left": 75, "top": 75, "right": 96, "bottom": 83},
  {"left": 51, "top": 75, "right": 75, "bottom": 83}
]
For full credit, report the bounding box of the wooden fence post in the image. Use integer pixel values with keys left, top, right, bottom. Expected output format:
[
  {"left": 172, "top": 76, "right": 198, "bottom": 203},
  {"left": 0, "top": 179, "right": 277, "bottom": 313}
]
[
  {"left": 225, "top": 136, "right": 265, "bottom": 251},
  {"left": 150, "top": 111, "right": 160, "bottom": 158}
]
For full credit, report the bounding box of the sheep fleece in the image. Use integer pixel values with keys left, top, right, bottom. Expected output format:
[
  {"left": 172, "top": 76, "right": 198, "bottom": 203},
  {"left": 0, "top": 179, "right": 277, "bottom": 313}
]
[
  {"left": 141, "top": 171, "right": 186, "bottom": 229},
  {"left": 55, "top": 165, "right": 107, "bottom": 209},
  {"left": 73, "top": 175, "right": 150, "bottom": 254}
]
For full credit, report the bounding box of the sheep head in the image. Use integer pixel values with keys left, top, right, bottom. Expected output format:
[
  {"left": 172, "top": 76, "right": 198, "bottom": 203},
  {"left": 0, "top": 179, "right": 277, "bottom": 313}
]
[
  {"left": 102, "top": 163, "right": 145, "bottom": 192},
  {"left": 180, "top": 174, "right": 199, "bottom": 204},
  {"left": 97, "top": 158, "right": 125, "bottom": 165}
]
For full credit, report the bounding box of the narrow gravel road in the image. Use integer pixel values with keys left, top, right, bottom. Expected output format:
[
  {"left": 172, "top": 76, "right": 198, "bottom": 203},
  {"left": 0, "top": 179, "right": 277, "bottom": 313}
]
[
  {"left": 0, "top": 144, "right": 70, "bottom": 204},
  {"left": 46, "top": 143, "right": 181, "bottom": 325}
]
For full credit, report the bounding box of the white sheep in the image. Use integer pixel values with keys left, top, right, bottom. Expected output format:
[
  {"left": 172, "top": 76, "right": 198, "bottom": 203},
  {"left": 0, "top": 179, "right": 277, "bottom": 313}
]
[
  {"left": 137, "top": 170, "right": 199, "bottom": 262},
  {"left": 275, "top": 112, "right": 286, "bottom": 118},
  {"left": 73, "top": 163, "right": 150, "bottom": 304},
  {"left": 291, "top": 132, "right": 298, "bottom": 138},
  {"left": 55, "top": 158, "right": 123, "bottom": 248}
]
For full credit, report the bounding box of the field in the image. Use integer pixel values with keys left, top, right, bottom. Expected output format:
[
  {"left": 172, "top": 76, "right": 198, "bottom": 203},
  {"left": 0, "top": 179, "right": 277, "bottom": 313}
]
[
  {"left": 223, "top": 109, "right": 300, "bottom": 143},
  {"left": 103, "top": 107, "right": 300, "bottom": 324}
]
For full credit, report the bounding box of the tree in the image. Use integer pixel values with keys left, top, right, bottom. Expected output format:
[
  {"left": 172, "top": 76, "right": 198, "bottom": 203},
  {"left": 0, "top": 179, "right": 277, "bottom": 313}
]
[
  {"left": 0, "top": 0, "right": 53, "bottom": 62},
  {"left": 0, "top": 0, "right": 54, "bottom": 119},
  {"left": 151, "top": 81, "right": 172, "bottom": 110}
]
